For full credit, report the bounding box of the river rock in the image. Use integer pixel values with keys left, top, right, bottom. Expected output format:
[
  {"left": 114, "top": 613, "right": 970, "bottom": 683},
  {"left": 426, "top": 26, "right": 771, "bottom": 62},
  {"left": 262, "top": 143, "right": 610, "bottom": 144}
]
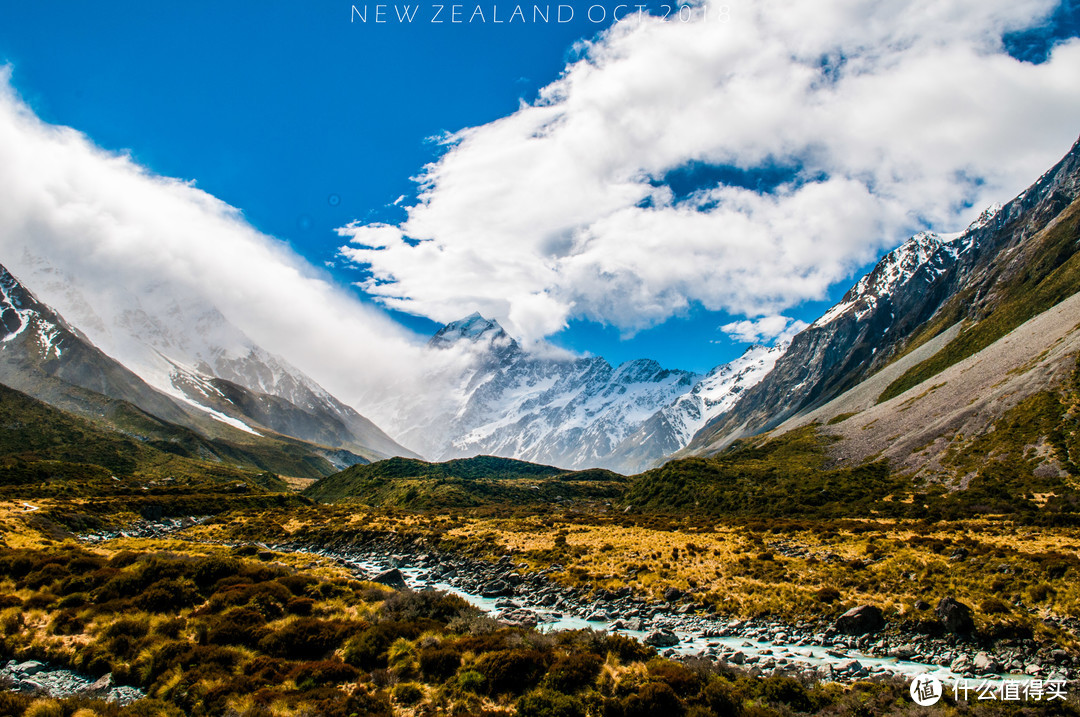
[
  {"left": 973, "top": 652, "right": 1002, "bottom": 674},
  {"left": 498, "top": 609, "right": 538, "bottom": 628},
  {"left": 835, "top": 659, "right": 863, "bottom": 675},
  {"left": 84, "top": 673, "right": 114, "bottom": 695},
  {"left": 12, "top": 661, "right": 45, "bottom": 676},
  {"left": 936, "top": 597, "right": 974, "bottom": 634},
  {"left": 834, "top": 605, "right": 885, "bottom": 635},
  {"left": 584, "top": 611, "right": 608, "bottom": 622},
  {"left": 480, "top": 579, "right": 514, "bottom": 598},
  {"left": 371, "top": 568, "right": 408, "bottom": 590},
  {"left": 951, "top": 654, "right": 972, "bottom": 674},
  {"left": 890, "top": 644, "right": 916, "bottom": 659},
  {"left": 645, "top": 630, "right": 680, "bottom": 647}
]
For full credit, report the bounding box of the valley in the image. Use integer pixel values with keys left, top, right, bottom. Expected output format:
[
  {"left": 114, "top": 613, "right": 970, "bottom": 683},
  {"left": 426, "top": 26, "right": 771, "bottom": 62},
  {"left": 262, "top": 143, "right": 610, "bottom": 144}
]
[{"left": 1, "top": 106, "right": 1079, "bottom": 716}]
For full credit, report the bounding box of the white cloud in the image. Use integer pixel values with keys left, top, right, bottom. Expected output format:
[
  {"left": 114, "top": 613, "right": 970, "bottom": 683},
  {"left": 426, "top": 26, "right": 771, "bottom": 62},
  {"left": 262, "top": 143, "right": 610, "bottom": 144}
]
[
  {"left": 720, "top": 315, "right": 809, "bottom": 344},
  {"left": 0, "top": 69, "right": 448, "bottom": 425},
  {"left": 338, "top": 0, "right": 1080, "bottom": 342}
]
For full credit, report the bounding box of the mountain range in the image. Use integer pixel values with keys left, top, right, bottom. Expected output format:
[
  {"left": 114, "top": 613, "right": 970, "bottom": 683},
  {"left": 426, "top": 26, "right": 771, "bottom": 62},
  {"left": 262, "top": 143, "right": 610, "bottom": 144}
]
[
  {"left": 371, "top": 312, "right": 788, "bottom": 473},
  {"left": 1, "top": 135, "right": 1078, "bottom": 484}
]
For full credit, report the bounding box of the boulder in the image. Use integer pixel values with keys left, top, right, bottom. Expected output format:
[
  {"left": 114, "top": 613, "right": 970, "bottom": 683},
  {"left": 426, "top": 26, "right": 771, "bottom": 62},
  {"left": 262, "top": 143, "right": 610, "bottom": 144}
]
[
  {"left": 973, "top": 651, "right": 1003, "bottom": 674},
  {"left": 645, "top": 630, "right": 680, "bottom": 647},
  {"left": 835, "top": 659, "right": 863, "bottom": 675},
  {"left": 663, "top": 587, "right": 684, "bottom": 602},
  {"left": 85, "top": 673, "right": 114, "bottom": 695},
  {"left": 479, "top": 579, "right": 514, "bottom": 598},
  {"left": 13, "top": 661, "right": 44, "bottom": 676},
  {"left": 834, "top": 605, "right": 885, "bottom": 635},
  {"left": 371, "top": 568, "right": 408, "bottom": 590},
  {"left": 498, "top": 609, "right": 538, "bottom": 628},
  {"left": 950, "top": 654, "right": 972, "bottom": 674},
  {"left": 936, "top": 596, "right": 974, "bottom": 634},
  {"left": 890, "top": 644, "right": 916, "bottom": 660}
]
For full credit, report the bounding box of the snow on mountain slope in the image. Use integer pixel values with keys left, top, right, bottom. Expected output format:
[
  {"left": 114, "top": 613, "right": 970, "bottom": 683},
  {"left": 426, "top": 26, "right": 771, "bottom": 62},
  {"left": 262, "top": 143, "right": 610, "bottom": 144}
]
[
  {"left": 379, "top": 313, "right": 787, "bottom": 473},
  {"left": 812, "top": 232, "right": 961, "bottom": 328},
  {"left": 601, "top": 343, "right": 786, "bottom": 473},
  {"left": 6, "top": 253, "right": 413, "bottom": 460},
  {"left": 377, "top": 313, "right": 700, "bottom": 471},
  {"left": 811, "top": 207, "right": 1001, "bottom": 330},
  {"left": 657, "top": 343, "right": 787, "bottom": 446}
]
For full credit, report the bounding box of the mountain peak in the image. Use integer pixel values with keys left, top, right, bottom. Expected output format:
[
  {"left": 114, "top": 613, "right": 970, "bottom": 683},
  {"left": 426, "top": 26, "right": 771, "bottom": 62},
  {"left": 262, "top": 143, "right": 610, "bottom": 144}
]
[{"left": 429, "top": 312, "right": 516, "bottom": 350}]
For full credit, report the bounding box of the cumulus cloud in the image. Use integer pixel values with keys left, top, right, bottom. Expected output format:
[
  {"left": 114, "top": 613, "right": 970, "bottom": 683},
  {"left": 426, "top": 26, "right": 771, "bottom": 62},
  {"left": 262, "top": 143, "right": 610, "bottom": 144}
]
[
  {"left": 720, "top": 315, "right": 809, "bottom": 344},
  {"left": 0, "top": 68, "right": 444, "bottom": 423},
  {"left": 338, "top": 0, "right": 1080, "bottom": 342}
]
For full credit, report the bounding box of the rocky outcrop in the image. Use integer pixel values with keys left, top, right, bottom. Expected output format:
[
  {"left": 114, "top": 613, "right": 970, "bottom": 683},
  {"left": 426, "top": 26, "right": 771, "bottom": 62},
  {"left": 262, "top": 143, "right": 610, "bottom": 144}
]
[
  {"left": 936, "top": 596, "right": 975, "bottom": 635},
  {"left": 834, "top": 605, "right": 885, "bottom": 636}
]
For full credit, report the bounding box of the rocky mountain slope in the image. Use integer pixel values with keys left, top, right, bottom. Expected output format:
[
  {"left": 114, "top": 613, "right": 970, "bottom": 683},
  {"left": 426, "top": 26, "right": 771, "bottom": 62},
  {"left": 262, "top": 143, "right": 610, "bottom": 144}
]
[
  {"left": 684, "top": 135, "right": 1080, "bottom": 458},
  {"left": 1, "top": 257, "right": 412, "bottom": 463},
  {"left": 605, "top": 344, "right": 786, "bottom": 472},
  {"left": 0, "top": 262, "right": 397, "bottom": 476}
]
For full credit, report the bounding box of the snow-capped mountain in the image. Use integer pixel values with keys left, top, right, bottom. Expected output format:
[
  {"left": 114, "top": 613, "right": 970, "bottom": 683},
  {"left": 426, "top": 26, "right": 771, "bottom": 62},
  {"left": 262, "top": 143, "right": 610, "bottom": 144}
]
[
  {"left": 604, "top": 343, "right": 786, "bottom": 472},
  {"left": 684, "top": 138, "right": 1080, "bottom": 456},
  {"left": 811, "top": 231, "right": 967, "bottom": 329},
  {"left": 4, "top": 255, "right": 413, "bottom": 462},
  {"left": 380, "top": 313, "right": 698, "bottom": 471},
  {"left": 0, "top": 261, "right": 226, "bottom": 432},
  {"left": 381, "top": 313, "right": 785, "bottom": 473}
]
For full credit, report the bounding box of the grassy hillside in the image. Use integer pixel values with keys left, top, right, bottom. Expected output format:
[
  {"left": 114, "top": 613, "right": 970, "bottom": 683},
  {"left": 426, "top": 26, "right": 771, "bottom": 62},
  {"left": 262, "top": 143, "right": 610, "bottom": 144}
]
[
  {"left": 625, "top": 363, "right": 1080, "bottom": 524},
  {"left": 0, "top": 382, "right": 295, "bottom": 498},
  {"left": 304, "top": 455, "right": 627, "bottom": 508},
  {"left": 0, "top": 378, "right": 350, "bottom": 483},
  {"left": 625, "top": 427, "right": 899, "bottom": 519}
]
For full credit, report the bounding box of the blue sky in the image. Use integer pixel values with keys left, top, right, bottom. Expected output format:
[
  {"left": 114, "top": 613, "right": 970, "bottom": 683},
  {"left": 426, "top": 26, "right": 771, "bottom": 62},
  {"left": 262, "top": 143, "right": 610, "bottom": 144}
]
[{"left": 1, "top": 1, "right": 1078, "bottom": 374}]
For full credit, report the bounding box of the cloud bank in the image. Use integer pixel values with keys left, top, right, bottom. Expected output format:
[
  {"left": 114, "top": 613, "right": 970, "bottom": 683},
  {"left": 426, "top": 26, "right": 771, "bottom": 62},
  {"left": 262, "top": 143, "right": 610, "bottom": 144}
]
[
  {"left": 338, "top": 0, "right": 1080, "bottom": 343},
  {"left": 0, "top": 69, "right": 440, "bottom": 420}
]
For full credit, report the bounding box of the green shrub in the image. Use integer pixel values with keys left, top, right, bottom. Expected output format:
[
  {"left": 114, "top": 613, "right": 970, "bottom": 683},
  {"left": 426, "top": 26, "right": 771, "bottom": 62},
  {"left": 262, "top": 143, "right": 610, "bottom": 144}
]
[
  {"left": 286, "top": 597, "right": 315, "bottom": 615},
  {"left": 380, "top": 589, "right": 473, "bottom": 623},
  {"left": 208, "top": 580, "right": 292, "bottom": 618},
  {"left": 474, "top": 649, "right": 551, "bottom": 695},
  {"left": 288, "top": 660, "right": 360, "bottom": 689},
  {"left": 392, "top": 682, "right": 424, "bottom": 705},
  {"left": 456, "top": 670, "right": 486, "bottom": 694},
  {"left": 418, "top": 646, "right": 461, "bottom": 681},
  {"left": 760, "top": 675, "right": 812, "bottom": 711},
  {"left": 342, "top": 621, "right": 422, "bottom": 669},
  {"left": 207, "top": 607, "right": 267, "bottom": 646},
  {"left": 258, "top": 618, "right": 354, "bottom": 659},
  {"left": 647, "top": 659, "right": 701, "bottom": 695},
  {"left": 622, "top": 682, "right": 683, "bottom": 717},
  {"left": 544, "top": 653, "right": 602, "bottom": 693},
  {"left": 136, "top": 578, "right": 201, "bottom": 612},
  {"left": 517, "top": 689, "right": 586, "bottom": 717}
]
